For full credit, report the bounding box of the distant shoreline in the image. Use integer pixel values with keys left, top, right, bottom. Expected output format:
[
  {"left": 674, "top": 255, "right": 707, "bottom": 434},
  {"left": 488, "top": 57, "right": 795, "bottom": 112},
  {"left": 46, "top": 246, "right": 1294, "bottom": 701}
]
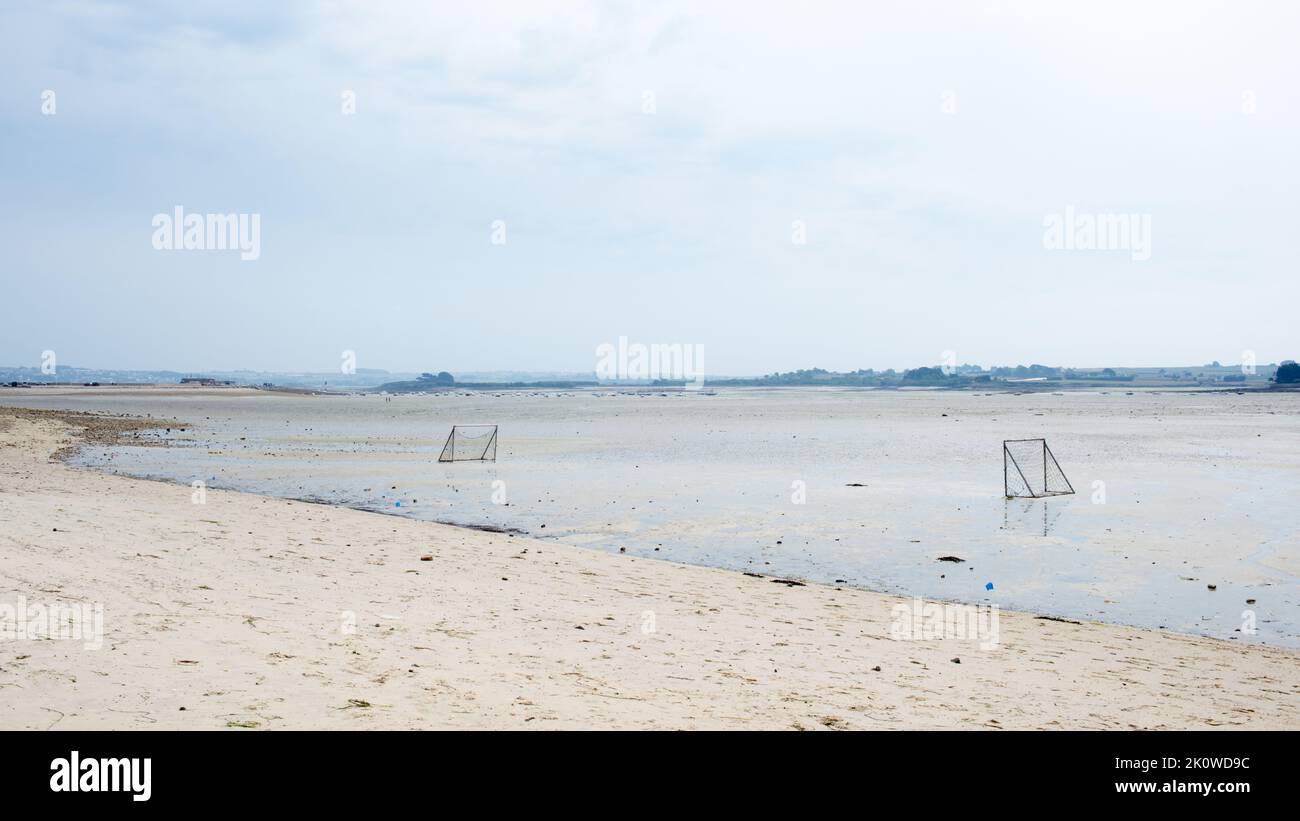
[
  {"left": 3, "top": 380, "right": 1297, "bottom": 396},
  {"left": 4, "top": 360, "right": 1295, "bottom": 395}
]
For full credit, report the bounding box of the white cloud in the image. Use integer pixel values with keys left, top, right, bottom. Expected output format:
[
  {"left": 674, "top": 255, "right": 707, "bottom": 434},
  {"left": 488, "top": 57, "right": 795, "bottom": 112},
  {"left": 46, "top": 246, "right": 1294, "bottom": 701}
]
[{"left": 1, "top": 0, "right": 1297, "bottom": 372}]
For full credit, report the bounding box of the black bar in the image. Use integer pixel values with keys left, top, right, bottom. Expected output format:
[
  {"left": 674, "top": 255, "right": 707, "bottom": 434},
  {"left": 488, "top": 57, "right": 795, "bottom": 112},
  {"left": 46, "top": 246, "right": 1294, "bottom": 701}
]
[{"left": 4, "top": 730, "right": 1286, "bottom": 808}]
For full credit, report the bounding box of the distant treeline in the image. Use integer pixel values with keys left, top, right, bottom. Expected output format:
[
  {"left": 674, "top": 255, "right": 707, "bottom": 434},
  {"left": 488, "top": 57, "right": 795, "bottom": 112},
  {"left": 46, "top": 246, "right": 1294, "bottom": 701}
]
[
  {"left": 691, "top": 365, "right": 1111, "bottom": 387},
  {"left": 371, "top": 361, "right": 1298, "bottom": 392},
  {"left": 667, "top": 361, "right": 1294, "bottom": 389},
  {"left": 375, "top": 372, "right": 598, "bottom": 392},
  {"left": 9, "top": 360, "right": 1292, "bottom": 393}
]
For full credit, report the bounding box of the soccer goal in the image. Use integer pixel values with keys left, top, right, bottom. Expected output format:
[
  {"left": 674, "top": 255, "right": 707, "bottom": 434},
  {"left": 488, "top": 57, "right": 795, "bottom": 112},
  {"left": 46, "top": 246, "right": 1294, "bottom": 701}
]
[
  {"left": 438, "top": 425, "right": 498, "bottom": 462},
  {"left": 1003, "top": 438, "right": 1074, "bottom": 498}
]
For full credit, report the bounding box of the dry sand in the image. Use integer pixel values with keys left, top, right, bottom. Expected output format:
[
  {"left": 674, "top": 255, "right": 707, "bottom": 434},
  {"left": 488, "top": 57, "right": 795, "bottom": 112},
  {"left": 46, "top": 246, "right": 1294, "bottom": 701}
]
[{"left": 1, "top": 407, "right": 1296, "bottom": 730}]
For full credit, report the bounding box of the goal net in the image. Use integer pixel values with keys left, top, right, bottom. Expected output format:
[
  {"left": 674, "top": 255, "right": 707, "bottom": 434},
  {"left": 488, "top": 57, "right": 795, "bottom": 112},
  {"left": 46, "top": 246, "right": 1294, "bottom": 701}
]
[
  {"left": 1003, "top": 438, "right": 1074, "bottom": 498},
  {"left": 438, "top": 425, "right": 498, "bottom": 462}
]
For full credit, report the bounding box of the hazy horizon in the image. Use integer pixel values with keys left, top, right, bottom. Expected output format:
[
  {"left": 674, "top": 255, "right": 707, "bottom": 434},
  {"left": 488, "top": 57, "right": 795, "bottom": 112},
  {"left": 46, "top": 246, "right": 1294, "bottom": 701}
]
[
  {"left": 0, "top": 356, "right": 1287, "bottom": 380},
  {"left": 3, "top": 1, "right": 1297, "bottom": 375}
]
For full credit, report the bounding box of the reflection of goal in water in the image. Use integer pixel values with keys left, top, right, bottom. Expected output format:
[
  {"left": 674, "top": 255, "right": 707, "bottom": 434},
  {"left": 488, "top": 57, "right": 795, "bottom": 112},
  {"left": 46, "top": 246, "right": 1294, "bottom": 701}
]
[
  {"left": 1002, "top": 497, "right": 1065, "bottom": 537},
  {"left": 1003, "top": 438, "right": 1074, "bottom": 499},
  {"left": 438, "top": 425, "right": 498, "bottom": 463}
]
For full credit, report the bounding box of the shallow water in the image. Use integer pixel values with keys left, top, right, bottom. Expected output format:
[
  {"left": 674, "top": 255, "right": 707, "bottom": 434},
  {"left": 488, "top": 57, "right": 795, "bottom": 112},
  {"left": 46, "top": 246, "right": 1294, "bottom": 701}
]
[{"left": 7, "top": 387, "right": 1298, "bottom": 646}]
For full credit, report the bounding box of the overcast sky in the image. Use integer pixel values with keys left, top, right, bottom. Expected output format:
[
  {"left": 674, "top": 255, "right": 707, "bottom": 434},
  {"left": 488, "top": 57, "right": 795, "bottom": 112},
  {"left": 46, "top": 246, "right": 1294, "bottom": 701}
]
[{"left": 1, "top": 0, "right": 1296, "bottom": 375}]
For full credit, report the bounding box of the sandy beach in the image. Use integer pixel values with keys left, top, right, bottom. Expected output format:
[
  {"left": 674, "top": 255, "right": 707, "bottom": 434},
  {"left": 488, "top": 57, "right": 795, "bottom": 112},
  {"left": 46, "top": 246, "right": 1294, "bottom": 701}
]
[{"left": 2, "top": 405, "right": 1297, "bottom": 730}]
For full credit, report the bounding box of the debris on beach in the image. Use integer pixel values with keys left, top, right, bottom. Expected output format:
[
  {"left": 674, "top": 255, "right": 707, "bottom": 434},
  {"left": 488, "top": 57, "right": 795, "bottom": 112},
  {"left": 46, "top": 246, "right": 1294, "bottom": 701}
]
[
  {"left": 937, "top": 556, "right": 965, "bottom": 563},
  {"left": 771, "top": 578, "right": 805, "bottom": 587},
  {"left": 1036, "top": 615, "right": 1082, "bottom": 625}
]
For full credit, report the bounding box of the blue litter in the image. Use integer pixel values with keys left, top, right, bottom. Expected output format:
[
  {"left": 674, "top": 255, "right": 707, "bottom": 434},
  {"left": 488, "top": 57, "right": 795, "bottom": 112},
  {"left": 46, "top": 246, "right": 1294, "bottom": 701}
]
[{"left": 985, "top": 582, "right": 994, "bottom": 591}]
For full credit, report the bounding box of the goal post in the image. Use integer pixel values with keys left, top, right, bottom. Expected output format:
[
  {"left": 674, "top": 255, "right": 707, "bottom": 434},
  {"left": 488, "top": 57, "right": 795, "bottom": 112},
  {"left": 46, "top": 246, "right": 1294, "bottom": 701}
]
[
  {"left": 1003, "top": 438, "right": 1074, "bottom": 498},
  {"left": 438, "top": 424, "right": 498, "bottom": 462}
]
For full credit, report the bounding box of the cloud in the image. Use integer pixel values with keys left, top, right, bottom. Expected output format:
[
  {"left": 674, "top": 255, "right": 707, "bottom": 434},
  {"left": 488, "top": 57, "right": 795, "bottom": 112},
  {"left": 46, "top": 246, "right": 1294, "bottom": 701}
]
[{"left": 1, "top": 0, "right": 1297, "bottom": 372}]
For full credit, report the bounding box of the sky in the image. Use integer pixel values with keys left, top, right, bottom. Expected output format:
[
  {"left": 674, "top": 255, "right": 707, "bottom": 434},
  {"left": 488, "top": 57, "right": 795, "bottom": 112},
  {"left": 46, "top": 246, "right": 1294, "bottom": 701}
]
[{"left": 1, "top": 0, "right": 1297, "bottom": 375}]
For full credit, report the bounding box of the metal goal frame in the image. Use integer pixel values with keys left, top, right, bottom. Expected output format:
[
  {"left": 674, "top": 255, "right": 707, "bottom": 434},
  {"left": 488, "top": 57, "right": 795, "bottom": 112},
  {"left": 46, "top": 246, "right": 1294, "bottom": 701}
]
[
  {"left": 1003, "top": 438, "right": 1074, "bottom": 498},
  {"left": 438, "top": 424, "right": 499, "bottom": 463}
]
